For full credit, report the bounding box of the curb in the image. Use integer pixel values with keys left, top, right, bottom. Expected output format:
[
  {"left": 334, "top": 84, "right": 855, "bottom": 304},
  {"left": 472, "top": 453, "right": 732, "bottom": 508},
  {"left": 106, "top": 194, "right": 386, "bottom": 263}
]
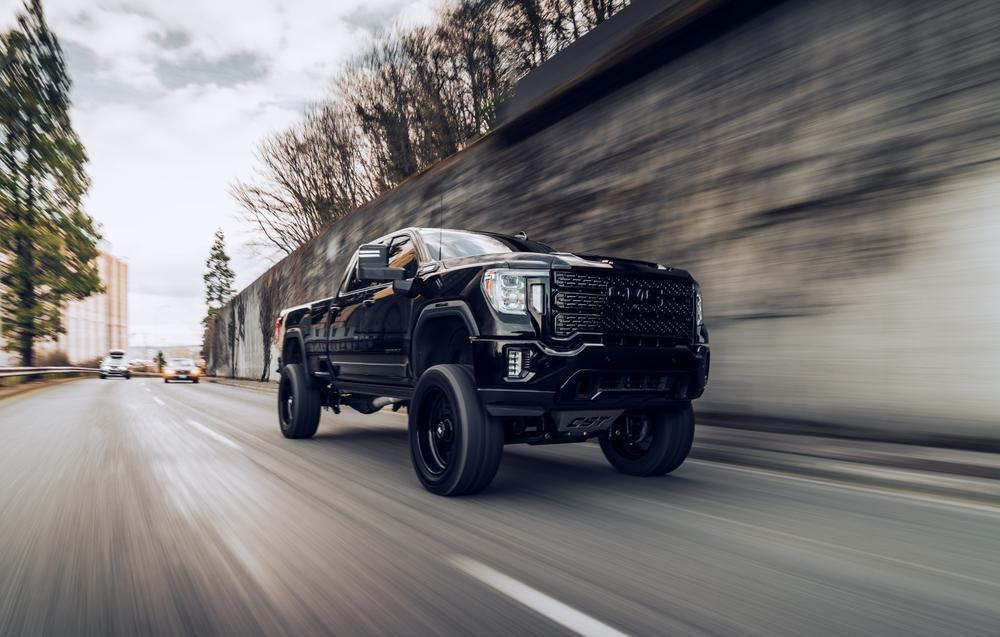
[
  {"left": 691, "top": 443, "right": 999, "bottom": 507},
  {"left": 206, "top": 377, "right": 278, "bottom": 393}
]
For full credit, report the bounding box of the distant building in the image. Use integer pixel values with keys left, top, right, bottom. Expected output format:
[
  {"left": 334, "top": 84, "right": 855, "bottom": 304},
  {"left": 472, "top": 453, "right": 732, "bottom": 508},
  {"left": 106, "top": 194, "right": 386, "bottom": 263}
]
[{"left": 34, "top": 250, "right": 129, "bottom": 365}]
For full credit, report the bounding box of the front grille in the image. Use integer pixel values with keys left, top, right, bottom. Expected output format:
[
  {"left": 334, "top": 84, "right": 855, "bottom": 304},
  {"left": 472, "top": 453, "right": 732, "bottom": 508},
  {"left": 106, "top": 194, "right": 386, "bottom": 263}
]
[{"left": 551, "top": 269, "right": 694, "bottom": 342}]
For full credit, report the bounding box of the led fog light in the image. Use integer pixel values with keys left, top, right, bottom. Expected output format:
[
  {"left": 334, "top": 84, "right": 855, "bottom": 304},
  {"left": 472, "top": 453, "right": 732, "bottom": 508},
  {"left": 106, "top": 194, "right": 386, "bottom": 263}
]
[{"left": 507, "top": 349, "right": 523, "bottom": 378}]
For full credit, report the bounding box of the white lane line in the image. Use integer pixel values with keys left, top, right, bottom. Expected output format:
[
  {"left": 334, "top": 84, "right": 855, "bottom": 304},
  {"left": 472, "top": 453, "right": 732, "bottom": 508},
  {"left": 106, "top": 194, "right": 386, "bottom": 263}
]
[
  {"left": 450, "top": 556, "right": 630, "bottom": 637},
  {"left": 152, "top": 396, "right": 166, "bottom": 406},
  {"left": 143, "top": 387, "right": 150, "bottom": 392},
  {"left": 185, "top": 419, "right": 241, "bottom": 450}
]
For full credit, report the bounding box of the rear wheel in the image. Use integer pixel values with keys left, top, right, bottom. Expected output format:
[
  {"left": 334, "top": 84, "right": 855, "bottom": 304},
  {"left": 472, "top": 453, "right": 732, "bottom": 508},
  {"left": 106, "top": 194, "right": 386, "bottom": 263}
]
[
  {"left": 278, "top": 363, "right": 321, "bottom": 439},
  {"left": 599, "top": 405, "right": 695, "bottom": 476},
  {"left": 409, "top": 364, "right": 503, "bottom": 496}
]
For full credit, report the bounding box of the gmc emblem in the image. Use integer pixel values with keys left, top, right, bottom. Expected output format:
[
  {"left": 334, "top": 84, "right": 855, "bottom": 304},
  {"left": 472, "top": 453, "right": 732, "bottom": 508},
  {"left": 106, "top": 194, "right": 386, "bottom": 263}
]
[{"left": 607, "top": 286, "right": 657, "bottom": 303}]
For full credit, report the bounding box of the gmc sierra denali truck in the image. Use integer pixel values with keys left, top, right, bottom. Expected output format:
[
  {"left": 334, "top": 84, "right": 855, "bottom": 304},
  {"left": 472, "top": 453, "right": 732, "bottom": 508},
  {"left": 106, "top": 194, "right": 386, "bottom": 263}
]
[{"left": 275, "top": 228, "right": 710, "bottom": 496}]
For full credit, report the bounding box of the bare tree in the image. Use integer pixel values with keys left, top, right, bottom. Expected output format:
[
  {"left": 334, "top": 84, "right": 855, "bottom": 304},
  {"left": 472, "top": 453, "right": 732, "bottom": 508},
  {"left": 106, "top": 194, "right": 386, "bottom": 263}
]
[
  {"left": 234, "top": 0, "right": 631, "bottom": 256},
  {"left": 232, "top": 105, "right": 373, "bottom": 257},
  {"left": 342, "top": 35, "right": 419, "bottom": 188}
]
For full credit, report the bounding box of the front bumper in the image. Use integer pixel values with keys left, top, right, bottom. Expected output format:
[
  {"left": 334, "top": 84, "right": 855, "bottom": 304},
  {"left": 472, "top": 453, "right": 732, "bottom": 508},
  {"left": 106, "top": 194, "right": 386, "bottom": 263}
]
[
  {"left": 103, "top": 368, "right": 129, "bottom": 376},
  {"left": 164, "top": 370, "right": 199, "bottom": 380},
  {"left": 472, "top": 339, "right": 710, "bottom": 417}
]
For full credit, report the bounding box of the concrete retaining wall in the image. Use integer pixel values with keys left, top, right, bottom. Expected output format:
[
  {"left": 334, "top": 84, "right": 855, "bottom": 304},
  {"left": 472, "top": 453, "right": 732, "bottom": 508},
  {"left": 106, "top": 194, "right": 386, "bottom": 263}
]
[{"left": 207, "top": 0, "right": 1000, "bottom": 441}]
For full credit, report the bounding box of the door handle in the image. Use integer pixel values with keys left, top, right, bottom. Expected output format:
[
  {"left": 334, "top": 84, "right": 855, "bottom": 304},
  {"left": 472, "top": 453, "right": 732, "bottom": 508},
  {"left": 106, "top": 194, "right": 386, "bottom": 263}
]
[{"left": 363, "top": 299, "right": 375, "bottom": 307}]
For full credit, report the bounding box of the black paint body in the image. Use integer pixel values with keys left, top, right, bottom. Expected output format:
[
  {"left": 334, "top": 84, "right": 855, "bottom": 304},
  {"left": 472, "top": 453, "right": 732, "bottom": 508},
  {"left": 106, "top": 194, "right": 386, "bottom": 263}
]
[{"left": 279, "top": 228, "right": 710, "bottom": 444}]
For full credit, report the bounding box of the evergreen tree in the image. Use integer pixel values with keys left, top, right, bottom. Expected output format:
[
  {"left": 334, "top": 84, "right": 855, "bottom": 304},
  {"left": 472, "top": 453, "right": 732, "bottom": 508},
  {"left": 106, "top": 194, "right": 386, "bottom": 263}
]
[
  {"left": 203, "top": 228, "right": 235, "bottom": 326},
  {"left": 0, "top": 0, "right": 102, "bottom": 366}
]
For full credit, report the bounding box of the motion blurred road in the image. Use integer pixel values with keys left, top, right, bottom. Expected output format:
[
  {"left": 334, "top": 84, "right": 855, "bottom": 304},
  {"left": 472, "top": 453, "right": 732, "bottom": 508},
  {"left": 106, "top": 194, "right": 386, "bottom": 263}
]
[{"left": 1, "top": 379, "right": 997, "bottom": 636}]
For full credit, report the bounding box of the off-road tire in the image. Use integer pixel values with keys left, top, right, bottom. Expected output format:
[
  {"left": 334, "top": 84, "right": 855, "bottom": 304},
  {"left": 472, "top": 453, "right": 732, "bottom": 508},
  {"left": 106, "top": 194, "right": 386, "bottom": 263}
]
[
  {"left": 409, "top": 364, "right": 503, "bottom": 496},
  {"left": 599, "top": 405, "right": 695, "bottom": 476},
  {"left": 278, "top": 363, "right": 322, "bottom": 439}
]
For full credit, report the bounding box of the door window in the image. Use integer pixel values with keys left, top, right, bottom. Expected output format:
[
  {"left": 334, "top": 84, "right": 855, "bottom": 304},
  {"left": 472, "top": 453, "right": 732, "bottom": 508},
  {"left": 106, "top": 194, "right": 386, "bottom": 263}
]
[{"left": 387, "top": 235, "right": 418, "bottom": 279}]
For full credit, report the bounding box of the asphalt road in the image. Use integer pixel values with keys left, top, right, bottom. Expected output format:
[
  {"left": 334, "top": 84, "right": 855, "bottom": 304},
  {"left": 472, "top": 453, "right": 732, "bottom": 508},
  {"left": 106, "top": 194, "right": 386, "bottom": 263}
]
[{"left": 0, "top": 379, "right": 997, "bottom": 637}]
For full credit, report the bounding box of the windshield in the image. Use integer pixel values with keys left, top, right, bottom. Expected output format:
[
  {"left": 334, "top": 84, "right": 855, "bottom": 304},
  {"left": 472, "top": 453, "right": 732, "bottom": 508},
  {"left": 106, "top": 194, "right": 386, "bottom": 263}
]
[
  {"left": 168, "top": 359, "right": 195, "bottom": 367},
  {"left": 418, "top": 229, "right": 552, "bottom": 260}
]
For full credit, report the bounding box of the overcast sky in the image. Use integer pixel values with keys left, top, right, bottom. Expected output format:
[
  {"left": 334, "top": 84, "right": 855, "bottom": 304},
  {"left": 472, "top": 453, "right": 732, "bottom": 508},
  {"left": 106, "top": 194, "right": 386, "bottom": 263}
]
[{"left": 0, "top": 0, "right": 437, "bottom": 348}]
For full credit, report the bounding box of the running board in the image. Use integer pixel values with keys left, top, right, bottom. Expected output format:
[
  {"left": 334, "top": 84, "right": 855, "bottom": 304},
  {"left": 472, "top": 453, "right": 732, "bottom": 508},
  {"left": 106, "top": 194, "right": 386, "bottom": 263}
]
[{"left": 334, "top": 380, "right": 414, "bottom": 400}]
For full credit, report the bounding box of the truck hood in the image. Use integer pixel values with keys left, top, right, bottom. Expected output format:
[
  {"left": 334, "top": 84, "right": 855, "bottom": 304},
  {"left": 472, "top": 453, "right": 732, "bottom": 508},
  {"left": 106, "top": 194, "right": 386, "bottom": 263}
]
[{"left": 453, "top": 251, "right": 692, "bottom": 279}]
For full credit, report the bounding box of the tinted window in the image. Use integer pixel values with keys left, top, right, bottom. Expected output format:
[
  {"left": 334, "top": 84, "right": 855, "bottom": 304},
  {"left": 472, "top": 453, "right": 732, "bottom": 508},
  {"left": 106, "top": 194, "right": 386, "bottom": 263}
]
[
  {"left": 388, "top": 235, "right": 418, "bottom": 278},
  {"left": 418, "top": 229, "right": 551, "bottom": 260}
]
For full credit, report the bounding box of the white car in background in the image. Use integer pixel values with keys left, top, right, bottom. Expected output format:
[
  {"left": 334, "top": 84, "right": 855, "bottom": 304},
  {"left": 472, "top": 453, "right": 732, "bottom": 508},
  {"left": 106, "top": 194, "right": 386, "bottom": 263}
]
[{"left": 99, "top": 350, "right": 131, "bottom": 380}]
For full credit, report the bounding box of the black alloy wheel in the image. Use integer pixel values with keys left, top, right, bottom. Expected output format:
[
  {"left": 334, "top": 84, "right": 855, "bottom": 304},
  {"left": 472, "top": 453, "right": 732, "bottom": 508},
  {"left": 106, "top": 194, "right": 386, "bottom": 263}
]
[
  {"left": 608, "top": 412, "right": 656, "bottom": 460},
  {"left": 409, "top": 364, "right": 504, "bottom": 496},
  {"left": 417, "top": 388, "right": 457, "bottom": 475},
  {"left": 599, "top": 405, "right": 695, "bottom": 476}
]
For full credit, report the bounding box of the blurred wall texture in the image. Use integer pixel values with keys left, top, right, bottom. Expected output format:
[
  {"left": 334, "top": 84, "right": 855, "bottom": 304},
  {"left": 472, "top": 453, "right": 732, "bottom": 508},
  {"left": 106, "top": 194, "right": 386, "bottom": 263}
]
[{"left": 207, "top": 0, "right": 1000, "bottom": 442}]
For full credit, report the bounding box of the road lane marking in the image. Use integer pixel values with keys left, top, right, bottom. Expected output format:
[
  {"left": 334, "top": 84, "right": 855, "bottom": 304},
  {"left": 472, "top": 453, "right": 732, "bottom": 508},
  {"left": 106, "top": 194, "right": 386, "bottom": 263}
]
[
  {"left": 450, "top": 556, "right": 630, "bottom": 637},
  {"left": 153, "top": 396, "right": 166, "bottom": 406},
  {"left": 185, "top": 419, "right": 241, "bottom": 450}
]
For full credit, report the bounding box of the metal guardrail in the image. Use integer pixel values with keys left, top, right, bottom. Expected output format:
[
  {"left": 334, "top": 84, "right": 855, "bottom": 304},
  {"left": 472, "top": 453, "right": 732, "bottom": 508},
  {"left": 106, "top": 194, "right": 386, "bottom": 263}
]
[{"left": 0, "top": 366, "right": 106, "bottom": 379}]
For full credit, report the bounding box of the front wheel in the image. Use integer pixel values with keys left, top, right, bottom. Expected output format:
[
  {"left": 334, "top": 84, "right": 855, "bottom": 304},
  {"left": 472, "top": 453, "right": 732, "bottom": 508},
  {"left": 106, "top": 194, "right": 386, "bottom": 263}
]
[
  {"left": 599, "top": 406, "right": 695, "bottom": 476},
  {"left": 409, "top": 365, "right": 503, "bottom": 496},
  {"left": 278, "top": 363, "right": 321, "bottom": 439}
]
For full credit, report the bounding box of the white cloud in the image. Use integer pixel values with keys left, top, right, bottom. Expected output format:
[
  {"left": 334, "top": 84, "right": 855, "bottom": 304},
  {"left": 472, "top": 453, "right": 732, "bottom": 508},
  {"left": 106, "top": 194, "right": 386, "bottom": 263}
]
[{"left": 1, "top": 0, "right": 441, "bottom": 346}]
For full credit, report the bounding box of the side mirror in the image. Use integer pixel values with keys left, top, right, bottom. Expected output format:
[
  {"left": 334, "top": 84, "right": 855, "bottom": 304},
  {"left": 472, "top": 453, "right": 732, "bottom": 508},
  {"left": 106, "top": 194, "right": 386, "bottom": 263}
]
[{"left": 357, "top": 244, "right": 405, "bottom": 282}]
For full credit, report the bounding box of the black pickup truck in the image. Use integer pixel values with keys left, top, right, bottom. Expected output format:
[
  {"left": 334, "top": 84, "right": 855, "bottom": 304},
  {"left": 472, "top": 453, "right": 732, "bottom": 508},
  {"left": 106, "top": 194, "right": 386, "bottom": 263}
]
[{"left": 275, "top": 228, "right": 710, "bottom": 496}]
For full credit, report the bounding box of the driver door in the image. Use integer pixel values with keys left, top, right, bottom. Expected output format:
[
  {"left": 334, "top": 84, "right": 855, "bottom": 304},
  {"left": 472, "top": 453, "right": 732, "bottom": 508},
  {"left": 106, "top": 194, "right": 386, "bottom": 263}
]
[{"left": 328, "top": 234, "right": 418, "bottom": 384}]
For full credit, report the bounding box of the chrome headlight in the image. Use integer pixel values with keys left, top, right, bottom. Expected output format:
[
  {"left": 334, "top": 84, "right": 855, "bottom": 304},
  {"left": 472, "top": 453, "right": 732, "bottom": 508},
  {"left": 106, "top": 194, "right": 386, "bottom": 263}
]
[{"left": 482, "top": 269, "right": 548, "bottom": 315}]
